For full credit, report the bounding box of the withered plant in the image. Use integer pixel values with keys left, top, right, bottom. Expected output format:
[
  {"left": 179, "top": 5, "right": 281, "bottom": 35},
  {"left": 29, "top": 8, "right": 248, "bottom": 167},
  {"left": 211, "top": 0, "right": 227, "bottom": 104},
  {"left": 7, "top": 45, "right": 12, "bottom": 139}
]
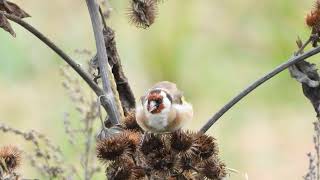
[
  {"left": 1, "top": 0, "right": 320, "bottom": 179},
  {"left": 0, "top": 145, "right": 21, "bottom": 180}
]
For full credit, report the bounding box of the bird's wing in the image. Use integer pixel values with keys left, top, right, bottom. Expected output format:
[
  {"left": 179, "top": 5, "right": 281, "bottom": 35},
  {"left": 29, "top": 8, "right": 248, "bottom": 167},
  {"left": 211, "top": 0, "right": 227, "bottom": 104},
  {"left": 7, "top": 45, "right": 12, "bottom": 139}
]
[{"left": 167, "top": 103, "right": 193, "bottom": 131}]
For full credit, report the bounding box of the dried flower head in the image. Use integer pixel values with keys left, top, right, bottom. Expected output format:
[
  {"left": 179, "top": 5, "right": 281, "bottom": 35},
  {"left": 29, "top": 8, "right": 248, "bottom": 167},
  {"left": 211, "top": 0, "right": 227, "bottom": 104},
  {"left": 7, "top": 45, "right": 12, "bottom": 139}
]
[
  {"left": 128, "top": 0, "right": 157, "bottom": 29},
  {"left": 197, "top": 158, "right": 227, "bottom": 180},
  {"left": 107, "top": 161, "right": 146, "bottom": 180},
  {"left": 0, "top": 145, "right": 21, "bottom": 173},
  {"left": 174, "top": 155, "right": 197, "bottom": 173},
  {"left": 306, "top": 0, "right": 320, "bottom": 32},
  {"left": 124, "top": 130, "right": 142, "bottom": 149},
  {"left": 149, "top": 149, "right": 174, "bottom": 171},
  {"left": 315, "top": 0, "right": 320, "bottom": 10},
  {"left": 192, "top": 134, "right": 218, "bottom": 159},
  {"left": 97, "top": 131, "right": 140, "bottom": 163},
  {"left": 123, "top": 111, "right": 143, "bottom": 132},
  {"left": 140, "top": 133, "right": 164, "bottom": 155},
  {"left": 99, "top": 128, "right": 225, "bottom": 179},
  {"left": 170, "top": 130, "right": 194, "bottom": 153}
]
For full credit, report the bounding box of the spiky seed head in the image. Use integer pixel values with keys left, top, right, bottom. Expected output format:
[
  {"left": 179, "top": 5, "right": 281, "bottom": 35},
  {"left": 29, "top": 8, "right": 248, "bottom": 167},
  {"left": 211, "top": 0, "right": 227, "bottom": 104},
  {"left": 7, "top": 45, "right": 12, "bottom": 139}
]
[
  {"left": 149, "top": 149, "right": 174, "bottom": 171},
  {"left": 123, "top": 111, "right": 143, "bottom": 132},
  {"left": 97, "top": 131, "right": 139, "bottom": 163},
  {"left": 170, "top": 130, "right": 194, "bottom": 153},
  {"left": 306, "top": 11, "right": 320, "bottom": 29},
  {"left": 128, "top": 0, "right": 158, "bottom": 29},
  {"left": 305, "top": 0, "right": 320, "bottom": 31},
  {"left": 124, "top": 130, "right": 142, "bottom": 149},
  {"left": 107, "top": 162, "right": 133, "bottom": 180},
  {"left": 197, "top": 158, "right": 227, "bottom": 180},
  {"left": 315, "top": 0, "right": 320, "bottom": 10},
  {"left": 107, "top": 161, "right": 146, "bottom": 180},
  {"left": 0, "top": 145, "right": 21, "bottom": 172},
  {"left": 140, "top": 134, "right": 164, "bottom": 155},
  {"left": 192, "top": 134, "right": 218, "bottom": 159},
  {"left": 175, "top": 155, "right": 196, "bottom": 172}
]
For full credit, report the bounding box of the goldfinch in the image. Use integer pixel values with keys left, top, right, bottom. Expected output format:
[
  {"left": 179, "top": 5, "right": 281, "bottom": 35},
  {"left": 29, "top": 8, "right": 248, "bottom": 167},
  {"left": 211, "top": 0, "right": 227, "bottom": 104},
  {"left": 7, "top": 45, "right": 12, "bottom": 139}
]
[{"left": 136, "top": 81, "right": 193, "bottom": 133}]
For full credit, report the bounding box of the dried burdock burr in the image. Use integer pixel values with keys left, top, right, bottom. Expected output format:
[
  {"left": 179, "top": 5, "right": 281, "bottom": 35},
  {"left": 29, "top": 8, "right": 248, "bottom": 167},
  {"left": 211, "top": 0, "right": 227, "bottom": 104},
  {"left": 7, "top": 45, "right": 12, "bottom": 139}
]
[
  {"left": 306, "top": 0, "right": 320, "bottom": 33},
  {"left": 128, "top": 0, "right": 157, "bottom": 29},
  {"left": 170, "top": 130, "right": 194, "bottom": 154},
  {"left": 123, "top": 110, "right": 143, "bottom": 132},
  {"left": 191, "top": 133, "right": 218, "bottom": 159},
  {"left": 149, "top": 148, "right": 174, "bottom": 171},
  {"left": 97, "top": 130, "right": 140, "bottom": 163},
  {"left": 196, "top": 158, "right": 227, "bottom": 180},
  {"left": 0, "top": 145, "right": 21, "bottom": 173},
  {"left": 107, "top": 161, "right": 146, "bottom": 180},
  {"left": 139, "top": 133, "right": 165, "bottom": 156},
  {"left": 98, "top": 123, "right": 225, "bottom": 179},
  {"left": 175, "top": 155, "right": 196, "bottom": 172}
]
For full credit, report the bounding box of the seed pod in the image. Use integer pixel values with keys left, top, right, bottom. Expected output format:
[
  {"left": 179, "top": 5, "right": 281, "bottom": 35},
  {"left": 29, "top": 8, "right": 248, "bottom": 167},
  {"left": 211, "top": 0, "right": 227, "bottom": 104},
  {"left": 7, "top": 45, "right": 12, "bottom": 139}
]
[{"left": 128, "top": 0, "right": 158, "bottom": 29}]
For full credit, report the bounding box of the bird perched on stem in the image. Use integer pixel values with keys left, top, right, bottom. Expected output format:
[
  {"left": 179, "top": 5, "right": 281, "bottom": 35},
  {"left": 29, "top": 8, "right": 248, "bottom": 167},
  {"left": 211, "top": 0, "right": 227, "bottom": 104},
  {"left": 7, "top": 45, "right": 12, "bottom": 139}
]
[{"left": 136, "top": 81, "right": 193, "bottom": 133}]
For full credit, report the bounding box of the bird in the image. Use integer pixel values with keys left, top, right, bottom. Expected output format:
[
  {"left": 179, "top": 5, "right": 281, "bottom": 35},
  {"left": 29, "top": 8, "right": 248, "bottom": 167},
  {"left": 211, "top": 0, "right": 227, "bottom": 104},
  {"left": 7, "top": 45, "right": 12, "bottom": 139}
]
[{"left": 136, "top": 81, "right": 193, "bottom": 133}]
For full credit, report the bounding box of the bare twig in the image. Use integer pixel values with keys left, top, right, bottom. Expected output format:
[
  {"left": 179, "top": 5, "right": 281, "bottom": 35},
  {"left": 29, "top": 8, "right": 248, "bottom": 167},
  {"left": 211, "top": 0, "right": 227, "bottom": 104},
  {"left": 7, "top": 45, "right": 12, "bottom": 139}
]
[
  {"left": 200, "top": 45, "right": 320, "bottom": 133},
  {"left": 85, "top": 0, "right": 121, "bottom": 125}
]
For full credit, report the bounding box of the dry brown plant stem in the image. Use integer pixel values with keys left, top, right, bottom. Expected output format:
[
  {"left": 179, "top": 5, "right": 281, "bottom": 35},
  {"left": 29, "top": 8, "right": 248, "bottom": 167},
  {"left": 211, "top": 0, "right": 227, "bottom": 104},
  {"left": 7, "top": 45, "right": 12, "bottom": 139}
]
[
  {"left": 85, "top": 0, "right": 121, "bottom": 125},
  {"left": 97, "top": 6, "right": 136, "bottom": 115}
]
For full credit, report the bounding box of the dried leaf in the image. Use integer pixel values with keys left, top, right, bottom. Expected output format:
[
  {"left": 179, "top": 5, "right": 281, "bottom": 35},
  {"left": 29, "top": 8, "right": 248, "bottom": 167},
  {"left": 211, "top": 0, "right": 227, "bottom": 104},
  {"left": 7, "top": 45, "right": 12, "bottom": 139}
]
[
  {"left": 289, "top": 60, "right": 320, "bottom": 116},
  {"left": 0, "top": 13, "right": 15, "bottom": 37},
  {"left": 0, "top": 0, "right": 30, "bottom": 18}
]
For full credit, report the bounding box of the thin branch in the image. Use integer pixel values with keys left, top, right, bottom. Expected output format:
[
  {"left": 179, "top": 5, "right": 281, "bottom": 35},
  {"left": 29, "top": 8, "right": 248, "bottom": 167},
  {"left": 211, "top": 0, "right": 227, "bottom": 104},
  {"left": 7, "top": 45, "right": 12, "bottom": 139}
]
[
  {"left": 296, "top": 38, "right": 312, "bottom": 55},
  {"left": 99, "top": 6, "right": 107, "bottom": 29},
  {"left": 200, "top": 45, "right": 320, "bottom": 133},
  {"left": 85, "top": 0, "right": 121, "bottom": 125},
  {"left": 1, "top": 13, "right": 113, "bottom": 113}
]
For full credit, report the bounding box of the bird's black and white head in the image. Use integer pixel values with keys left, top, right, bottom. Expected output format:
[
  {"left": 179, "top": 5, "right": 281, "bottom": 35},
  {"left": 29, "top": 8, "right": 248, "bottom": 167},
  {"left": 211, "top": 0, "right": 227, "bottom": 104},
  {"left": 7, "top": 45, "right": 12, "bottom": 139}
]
[{"left": 143, "top": 89, "right": 172, "bottom": 115}]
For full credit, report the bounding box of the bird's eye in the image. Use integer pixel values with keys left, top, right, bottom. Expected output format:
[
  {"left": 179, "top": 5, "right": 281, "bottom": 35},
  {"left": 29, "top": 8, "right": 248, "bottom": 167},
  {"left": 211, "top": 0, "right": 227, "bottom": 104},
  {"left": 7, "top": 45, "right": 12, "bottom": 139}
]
[{"left": 156, "top": 99, "right": 162, "bottom": 104}]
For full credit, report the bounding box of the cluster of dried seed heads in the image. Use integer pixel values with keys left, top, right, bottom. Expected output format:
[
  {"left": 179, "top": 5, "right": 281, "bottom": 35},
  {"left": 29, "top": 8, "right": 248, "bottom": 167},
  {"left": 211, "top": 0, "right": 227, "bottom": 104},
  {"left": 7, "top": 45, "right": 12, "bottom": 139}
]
[{"left": 97, "top": 112, "right": 226, "bottom": 179}]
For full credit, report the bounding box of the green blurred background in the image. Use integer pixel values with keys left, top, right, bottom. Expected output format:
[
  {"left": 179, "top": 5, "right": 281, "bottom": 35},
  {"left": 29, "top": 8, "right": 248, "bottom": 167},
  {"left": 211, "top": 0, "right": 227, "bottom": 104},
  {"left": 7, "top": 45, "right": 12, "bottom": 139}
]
[{"left": 0, "top": 0, "right": 318, "bottom": 179}]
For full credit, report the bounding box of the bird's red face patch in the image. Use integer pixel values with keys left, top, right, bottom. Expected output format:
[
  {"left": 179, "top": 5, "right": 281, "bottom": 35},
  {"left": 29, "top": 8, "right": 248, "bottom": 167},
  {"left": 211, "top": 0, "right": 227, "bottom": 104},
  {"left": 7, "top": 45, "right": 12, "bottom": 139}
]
[{"left": 147, "top": 90, "right": 165, "bottom": 114}]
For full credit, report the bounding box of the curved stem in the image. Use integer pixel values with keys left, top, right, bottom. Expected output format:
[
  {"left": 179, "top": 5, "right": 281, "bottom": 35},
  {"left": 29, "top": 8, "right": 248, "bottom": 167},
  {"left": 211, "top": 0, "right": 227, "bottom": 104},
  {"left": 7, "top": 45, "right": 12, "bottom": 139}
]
[
  {"left": 2, "top": 13, "right": 110, "bottom": 112},
  {"left": 200, "top": 45, "right": 320, "bottom": 133}
]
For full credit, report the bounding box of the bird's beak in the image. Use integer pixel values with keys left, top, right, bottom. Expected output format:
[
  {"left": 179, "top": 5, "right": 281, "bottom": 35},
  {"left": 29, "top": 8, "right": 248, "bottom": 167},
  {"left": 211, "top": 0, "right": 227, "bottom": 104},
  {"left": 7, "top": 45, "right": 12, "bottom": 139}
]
[
  {"left": 148, "top": 105, "right": 157, "bottom": 112},
  {"left": 148, "top": 102, "right": 157, "bottom": 113}
]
